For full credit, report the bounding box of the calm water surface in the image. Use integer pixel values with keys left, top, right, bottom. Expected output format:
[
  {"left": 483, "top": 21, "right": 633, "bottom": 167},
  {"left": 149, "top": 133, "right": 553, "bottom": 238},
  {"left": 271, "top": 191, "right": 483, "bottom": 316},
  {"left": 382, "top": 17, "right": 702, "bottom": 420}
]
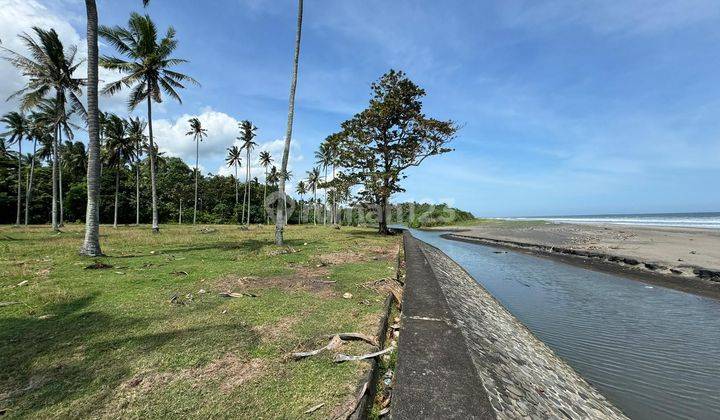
[{"left": 410, "top": 230, "right": 720, "bottom": 420}]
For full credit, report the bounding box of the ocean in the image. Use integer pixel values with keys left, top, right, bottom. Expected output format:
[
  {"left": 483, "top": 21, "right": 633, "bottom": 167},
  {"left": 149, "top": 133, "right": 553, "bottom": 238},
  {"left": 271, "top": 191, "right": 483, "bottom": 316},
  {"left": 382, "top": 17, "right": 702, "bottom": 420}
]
[{"left": 509, "top": 212, "right": 720, "bottom": 229}]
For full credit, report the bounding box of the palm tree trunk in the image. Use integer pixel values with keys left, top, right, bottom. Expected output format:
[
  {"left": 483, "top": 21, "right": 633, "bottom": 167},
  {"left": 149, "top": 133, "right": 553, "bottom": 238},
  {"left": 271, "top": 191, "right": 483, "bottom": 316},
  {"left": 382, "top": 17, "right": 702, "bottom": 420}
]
[
  {"left": 51, "top": 123, "right": 59, "bottom": 232},
  {"left": 113, "top": 168, "right": 119, "bottom": 228},
  {"left": 193, "top": 138, "right": 198, "bottom": 225},
  {"left": 240, "top": 167, "right": 246, "bottom": 224},
  {"left": 80, "top": 0, "right": 102, "bottom": 257},
  {"left": 313, "top": 189, "right": 317, "bottom": 225},
  {"left": 234, "top": 164, "right": 238, "bottom": 207},
  {"left": 323, "top": 166, "right": 328, "bottom": 225},
  {"left": 15, "top": 136, "right": 22, "bottom": 226},
  {"left": 135, "top": 140, "right": 140, "bottom": 225},
  {"left": 276, "top": 0, "right": 303, "bottom": 245},
  {"left": 331, "top": 165, "right": 336, "bottom": 225},
  {"left": 146, "top": 84, "right": 159, "bottom": 233},
  {"left": 245, "top": 149, "right": 251, "bottom": 225},
  {"left": 263, "top": 167, "right": 268, "bottom": 224},
  {"left": 299, "top": 195, "right": 303, "bottom": 224},
  {"left": 25, "top": 138, "right": 37, "bottom": 225},
  {"left": 58, "top": 131, "right": 64, "bottom": 227}
]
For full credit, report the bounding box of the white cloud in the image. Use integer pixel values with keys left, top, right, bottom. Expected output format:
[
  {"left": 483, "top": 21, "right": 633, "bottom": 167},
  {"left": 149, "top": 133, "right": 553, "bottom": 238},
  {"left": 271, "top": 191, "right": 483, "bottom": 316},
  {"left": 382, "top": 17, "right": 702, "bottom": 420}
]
[
  {"left": 0, "top": 0, "right": 132, "bottom": 116},
  {"left": 152, "top": 108, "right": 304, "bottom": 178}
]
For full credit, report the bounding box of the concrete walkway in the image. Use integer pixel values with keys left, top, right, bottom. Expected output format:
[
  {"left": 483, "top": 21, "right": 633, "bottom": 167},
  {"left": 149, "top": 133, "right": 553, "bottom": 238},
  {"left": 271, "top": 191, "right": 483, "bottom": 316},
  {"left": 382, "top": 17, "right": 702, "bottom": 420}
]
[{"left": 392, "top": 232, "right": 496, "bottom": 419}]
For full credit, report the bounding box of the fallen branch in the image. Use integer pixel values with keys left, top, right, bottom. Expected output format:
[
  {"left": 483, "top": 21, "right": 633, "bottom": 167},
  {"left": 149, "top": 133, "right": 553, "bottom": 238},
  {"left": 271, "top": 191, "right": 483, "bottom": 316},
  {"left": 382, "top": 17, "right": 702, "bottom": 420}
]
[
  {"left": 171, "top": 270, "right": 189, "bottom": 276},
  {"left": 334, "top": 381, "right": 368, "bottom": 420},
  {"left": 292, "top": 335, "right": 343, "bottom": 360},
  {"left": 219, "top": 291, "right": 258, "bottom": 298},
  {"left": 311, "top": 279, "right": 336, "bottom": 284},
  {"left": 304, "top": 403, "right": 325, "bottom": 414},
  {"left": 325, "top": 332, "right": 378, "bottom": 347},
  {"left": 333, "top": 345, "right": 394, "bottom": 363},
  {"left": 0, "top": 301, "right": 20, "bottom": 307}
]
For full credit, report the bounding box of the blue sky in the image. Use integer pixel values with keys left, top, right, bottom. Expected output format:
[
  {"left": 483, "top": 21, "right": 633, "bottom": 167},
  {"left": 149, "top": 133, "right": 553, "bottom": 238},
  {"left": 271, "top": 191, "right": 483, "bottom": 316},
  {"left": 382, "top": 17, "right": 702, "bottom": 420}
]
[{"left": 2, "top": 0, "right": 720, "bottom": 217}]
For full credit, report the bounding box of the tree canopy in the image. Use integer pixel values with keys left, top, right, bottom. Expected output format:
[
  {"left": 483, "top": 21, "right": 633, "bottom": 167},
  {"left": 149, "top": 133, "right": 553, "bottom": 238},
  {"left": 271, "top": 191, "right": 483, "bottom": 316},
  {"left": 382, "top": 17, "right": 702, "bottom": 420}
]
[{"left": 331, "top": 69, "right": 458, "bottom": 233}]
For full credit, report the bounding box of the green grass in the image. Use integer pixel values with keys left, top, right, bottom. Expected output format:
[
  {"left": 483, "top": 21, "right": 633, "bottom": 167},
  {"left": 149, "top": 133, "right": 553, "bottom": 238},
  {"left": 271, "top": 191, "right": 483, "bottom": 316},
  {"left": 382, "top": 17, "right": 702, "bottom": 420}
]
[{"left": 0, "top": 224, "right": 399, "bottom": 418}]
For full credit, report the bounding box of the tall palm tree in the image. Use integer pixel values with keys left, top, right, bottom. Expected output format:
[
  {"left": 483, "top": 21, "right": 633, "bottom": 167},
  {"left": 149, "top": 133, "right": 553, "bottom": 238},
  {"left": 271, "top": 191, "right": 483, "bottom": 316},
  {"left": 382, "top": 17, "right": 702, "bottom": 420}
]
[
  {"left": 306, "top": 167, "right": 320, "bottom": 225},
  {"left": 296, "top": 180, "right": 306, "bottom": 224},
  {"left": 186, "top": 117, "right": 207, "bottom": 225},
  {"left": 315, "top": 142, "right": 332, "bottom": 226},
  {"left": 238, "top": 120, "right": 257, "bottom": 226},
  {"left": 81, "top": 0, "right": 102, "bottom": 254},
  {"left": 281, "top": 169, "right": 292, "bottom": 224},
  {"left": 81, "top": 0, "right": 150, "bottom": 254},
  {"left": 325, "top": 135, "right": 340, "bottom": 225},
  {"left": 126, "top": 117, "right": 147, "bottom": 225},
  {"left": 105, "top": 115, "right": 135, "bottom": 228},
  {"left": 258, "top": 150, "right": 273, "bottom": 223},
  {"left": 226, "top": 145, "right": 242, "bottom": 211},
  {"left": 276, "top": 0, "right": 304, "bottom": 245},
  {"left": 100, "top": 12, "right": 198, "bottom": 233},
  {"left": 0, "top": 112, "right": 29, "bottom": 225},
  {"left": 24, "top": 115, "right": 50, "bottom": 225},
  {"left": 3, "top": 28, "right": 85, "bottom": 232}
]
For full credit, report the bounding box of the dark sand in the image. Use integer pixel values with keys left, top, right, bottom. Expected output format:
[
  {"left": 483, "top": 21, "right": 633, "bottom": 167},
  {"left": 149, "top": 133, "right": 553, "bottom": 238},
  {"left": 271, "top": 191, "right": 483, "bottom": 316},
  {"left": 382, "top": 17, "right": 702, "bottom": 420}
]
[{"left": 438, "top": 221, "right": 720, "bottom": 298}]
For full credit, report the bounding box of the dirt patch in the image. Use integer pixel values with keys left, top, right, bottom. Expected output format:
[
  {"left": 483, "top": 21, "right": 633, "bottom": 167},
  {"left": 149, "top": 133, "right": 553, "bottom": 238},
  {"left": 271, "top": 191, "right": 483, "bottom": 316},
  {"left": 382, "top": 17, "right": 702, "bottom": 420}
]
[
  {"left": 252, "top": 314, "right": 303, "bottom": 343},
  {"left": 85, "top": 262, "right": 113, "bottom": 270},
  {"left": 318, "top": 251, "right": 365, "bottom": 265},
  {"left": 122, "top": 353, "right": 267, "bottom": 395},
  {"left": 195, "top": 354, "right": 267, "bottom": 393},
  {"left": 0, "top": 374, "right": 49, "bottom": 401},
  {"left": 215, "top": 267, "right": 336, "bottom": 298}
]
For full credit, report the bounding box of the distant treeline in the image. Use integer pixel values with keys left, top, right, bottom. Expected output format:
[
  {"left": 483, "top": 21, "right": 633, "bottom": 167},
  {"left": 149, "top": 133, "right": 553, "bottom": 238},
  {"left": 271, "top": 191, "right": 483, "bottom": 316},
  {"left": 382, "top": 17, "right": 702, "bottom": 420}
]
[{"left": 391, "top": 202, "right": 475, "bottom": 228}]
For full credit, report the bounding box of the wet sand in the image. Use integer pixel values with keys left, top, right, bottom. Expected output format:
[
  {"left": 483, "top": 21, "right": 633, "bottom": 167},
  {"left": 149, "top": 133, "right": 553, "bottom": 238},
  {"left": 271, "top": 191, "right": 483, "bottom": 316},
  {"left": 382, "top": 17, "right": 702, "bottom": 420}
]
[{"left": 438, "top": 222, "right": 720, "bottom": 298}]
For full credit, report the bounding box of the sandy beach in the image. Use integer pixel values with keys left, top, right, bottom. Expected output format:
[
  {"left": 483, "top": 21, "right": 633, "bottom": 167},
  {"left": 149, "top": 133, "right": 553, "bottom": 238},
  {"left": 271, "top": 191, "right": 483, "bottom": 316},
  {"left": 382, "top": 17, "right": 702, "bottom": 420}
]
[{"left": 441, "top": 221, "right": 720, "bottom": 296}]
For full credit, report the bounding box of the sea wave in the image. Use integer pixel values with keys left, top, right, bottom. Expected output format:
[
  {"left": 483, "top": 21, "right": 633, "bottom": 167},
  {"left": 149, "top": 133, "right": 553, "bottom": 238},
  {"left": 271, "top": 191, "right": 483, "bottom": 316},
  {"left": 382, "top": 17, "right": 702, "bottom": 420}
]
[{"left": 509, "top": 213, "right": 720, "bottom": 229}]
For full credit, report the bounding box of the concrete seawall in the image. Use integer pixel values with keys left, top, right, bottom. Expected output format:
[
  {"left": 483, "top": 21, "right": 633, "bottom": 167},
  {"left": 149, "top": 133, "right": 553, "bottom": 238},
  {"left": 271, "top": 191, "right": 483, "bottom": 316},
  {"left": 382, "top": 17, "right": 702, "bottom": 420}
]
[{"left": 393, "top": 232, "right": 627, "bottom": 419}]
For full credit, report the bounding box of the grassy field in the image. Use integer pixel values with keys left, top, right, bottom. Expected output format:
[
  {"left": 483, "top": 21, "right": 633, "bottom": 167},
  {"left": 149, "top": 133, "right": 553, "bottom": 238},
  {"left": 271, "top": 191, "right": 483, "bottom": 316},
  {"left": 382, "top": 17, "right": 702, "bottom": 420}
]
[{"left": 0, "top": 224, "right": 399, "bottom": 418}]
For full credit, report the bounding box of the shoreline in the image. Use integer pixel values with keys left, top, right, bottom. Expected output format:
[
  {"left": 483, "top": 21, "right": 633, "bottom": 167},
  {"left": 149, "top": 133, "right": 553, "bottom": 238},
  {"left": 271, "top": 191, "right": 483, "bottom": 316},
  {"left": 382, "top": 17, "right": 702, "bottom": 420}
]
[
  {"left": 428, "top": 219, "right": 720, "bottom": 299},
  {"left": 442, "top": 231, "right": 720, "bottom": 300}
]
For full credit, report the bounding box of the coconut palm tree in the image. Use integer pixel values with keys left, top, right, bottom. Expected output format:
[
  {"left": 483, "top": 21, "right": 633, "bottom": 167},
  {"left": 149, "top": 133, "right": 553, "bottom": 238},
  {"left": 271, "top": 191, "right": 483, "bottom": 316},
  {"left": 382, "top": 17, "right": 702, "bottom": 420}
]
[
  {"left": 0, "top": 112, "right": 29, "bottom": 225},
  {"left": 226, "top": 145, "right": 242, "bottom": 210},
  {"left": 105, "top": 115, "right": 135, "bottom": 228},
  {"left": 238, "top": 120, "right": 257, "bottom": 225},
  {"left": 81, "top": 0, "right": 102, "bottom": 253},
  {"left": 100, "top": 13, "right": 198, "bottom": 233},
  {"left": 281, "top": 169, "right": 293, "bottom": 224},
  {"left": 126, "top": 117, "right": 147, "bottom": 225},
  {"left": 267, "top": 166, "right": 279, "bottom": 186},
  {"left": 24, "top": 115, "right": 50, "bottom": 225},
  {"left": 3, "top": 28, "right": 85, "bottom": 231},
  {"left": 81, "top": 0, "right": 150, "bottom": 254},
  {"left": 186, "top": 117, "right": 207, "bottom": 225},
  {"left": 276, "top": 0, "right": 304, "bottom": 245},
  {"left": 306, "top": 167, "right": 320, "bottom": 225},
  {"left": 259, "top": 150, "right": 273, "bottom": 223},
  {"left": 315, "top": 142, "right": 333, "bottom": 226},
  {"left": 296, "top": 180, "right": 306, "bottom": 224}
]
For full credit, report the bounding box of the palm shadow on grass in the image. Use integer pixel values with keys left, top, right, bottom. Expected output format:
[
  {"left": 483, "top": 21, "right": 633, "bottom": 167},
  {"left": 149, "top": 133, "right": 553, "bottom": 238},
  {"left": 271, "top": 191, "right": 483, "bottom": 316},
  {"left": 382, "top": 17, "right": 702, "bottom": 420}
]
[{"left": 0, "top": 294, "right": 260, "bottom": 417}]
